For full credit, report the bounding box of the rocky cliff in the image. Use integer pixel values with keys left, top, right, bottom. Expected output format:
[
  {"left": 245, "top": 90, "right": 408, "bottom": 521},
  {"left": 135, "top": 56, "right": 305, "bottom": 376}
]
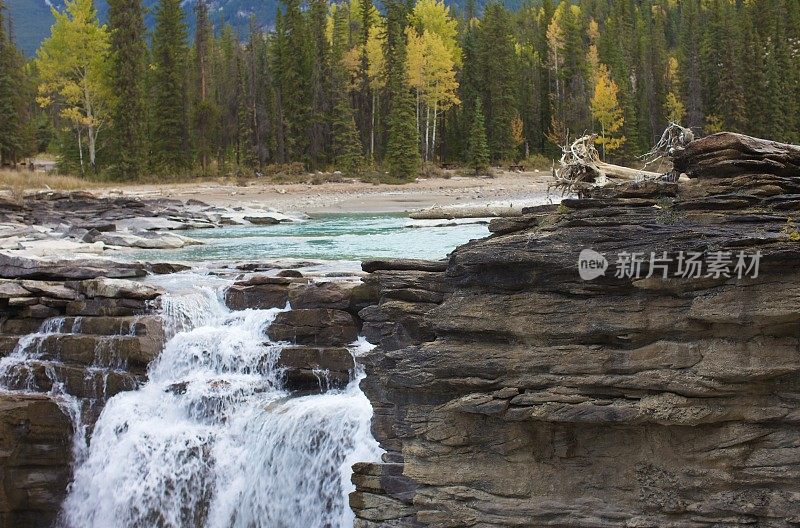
[
  {"left": 351, "top": 133, "right": 800, "bottom": 527},
  {"left": 0, "top": 270, "right": 167, "bottom": 528}
]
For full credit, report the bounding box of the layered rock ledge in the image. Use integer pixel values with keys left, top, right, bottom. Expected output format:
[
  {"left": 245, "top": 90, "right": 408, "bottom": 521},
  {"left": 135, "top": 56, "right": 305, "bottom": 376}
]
[
  {"left": 0, "top": 273, "right": 166, "bottom": 528},
  {"left": 351, "top": 133, "right": 800, "bottom": 527}
]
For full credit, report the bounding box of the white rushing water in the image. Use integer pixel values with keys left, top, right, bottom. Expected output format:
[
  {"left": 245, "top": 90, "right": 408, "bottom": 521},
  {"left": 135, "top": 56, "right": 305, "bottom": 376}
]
[
  {"left": 60, "top": 273, "right": 382, "bottom": 528},
  {"left": 0, "top": 317, "right": 91, "bottom": 464}
]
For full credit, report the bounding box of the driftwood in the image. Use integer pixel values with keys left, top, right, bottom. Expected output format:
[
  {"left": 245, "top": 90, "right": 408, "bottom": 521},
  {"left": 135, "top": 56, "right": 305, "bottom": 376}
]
[
  {"left": 551, "top": 124, "right": 696, "bottom": 195},
  {"left": 550, "top": 134, "right": 661, "bottom": 195}
]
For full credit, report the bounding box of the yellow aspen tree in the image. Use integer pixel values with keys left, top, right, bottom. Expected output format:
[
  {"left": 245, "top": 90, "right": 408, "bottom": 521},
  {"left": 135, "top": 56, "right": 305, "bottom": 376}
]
[
  {"left": 419, "top": 30, "right": 460, "bottom": 160},
  {"left": 590, "top": 64, "right": 625, "bottom": 157},
  {"left": 405, "top": 26, "right": 426, "bottom": 135},
  {"left": 665, "top": 56, "right": 686, "bottom": 123},
  {"left": 36, "top": 0, "right": 112, "bottom": 174},
  {"left": 409, "top": 0, "right": 462, "bottom": 67},
  {"left": 545, "top": 4, "right": 566, "bottom": 145}
]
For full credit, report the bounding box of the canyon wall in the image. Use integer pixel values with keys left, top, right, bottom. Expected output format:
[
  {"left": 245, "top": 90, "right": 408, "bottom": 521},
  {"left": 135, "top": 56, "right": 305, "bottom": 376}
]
[{"left": 352, "top": 133, "right": 800, "bottom": 527}]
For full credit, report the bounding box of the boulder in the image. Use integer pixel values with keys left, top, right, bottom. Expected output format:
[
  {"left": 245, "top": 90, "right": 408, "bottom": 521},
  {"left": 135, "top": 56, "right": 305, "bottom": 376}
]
[
  {"left": 243, "top": 215, "right": 280, "bottom": 225},
  {"left": 73, "top": 277, "right": 163, "bottom": 300},
  {"left": 288, "top": 281, "right": 355, "bottom": 310},
  {"left": 267, "top": 309, "right": 358, "bottom": 346},
  {"left": 225, "top": 283, "right": 289, "bottom": 310},
  {"left": 277, "top": 346, "right": 355, "bottom": 391}
]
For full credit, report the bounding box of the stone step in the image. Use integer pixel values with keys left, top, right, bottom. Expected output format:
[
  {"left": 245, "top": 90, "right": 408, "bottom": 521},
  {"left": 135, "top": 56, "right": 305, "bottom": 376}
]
[
  {"left": 0, "top": 315, "right": 164, "bottom": 339},
  {"left": 2, "top": 359, "right": 142, "bottom": 401},
  {"left": 0, "top": 334, "right": 161, "bottom": 371},
  {"left": 37, "top": 334, "right": 159, "bottom": 370},
  {"left": 277, "top": 345, "right": 355, "bottom": 392},
  {"left": 267, "top": 309, "right": 359, "bottom": 346},
  {"left": 65, "top": 297, "right": 148, "bottom": 317},
  {"left": 60, "top": 315, "right": 164, "bottom": 340}
]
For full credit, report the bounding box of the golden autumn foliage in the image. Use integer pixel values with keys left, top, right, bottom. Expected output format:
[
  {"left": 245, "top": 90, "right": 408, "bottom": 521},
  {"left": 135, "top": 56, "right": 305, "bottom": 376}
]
[{"left": 590, "top": 65, "right": 625, "bottom": 154}]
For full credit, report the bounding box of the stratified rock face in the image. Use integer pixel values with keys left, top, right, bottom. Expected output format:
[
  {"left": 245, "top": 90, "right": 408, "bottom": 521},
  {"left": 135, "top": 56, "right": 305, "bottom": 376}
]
[
  {"left": 0, "top": 275, "right": 166, "bottom": 528},
  {"left": 0, "top": 394, "right": 73, "bottom": 528},
  {"left": 352, "top": 133, "right": 800, "bottom": 527}
]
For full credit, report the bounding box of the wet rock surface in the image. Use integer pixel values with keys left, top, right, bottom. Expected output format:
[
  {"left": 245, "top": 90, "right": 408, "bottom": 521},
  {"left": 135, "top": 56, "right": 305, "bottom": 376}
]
[
  {"left": 268, "top": 308, "right": 359, "bottom": 346},
  {"left": 351, "top": 133, "right": 800, "bottom": 527},
  {"left": 0, "top": 394, "right": 73, "bottom": 528},
  {"left": 277, "top": 346, "right": 355, "bottom": 392},
  {"left": 0, "top": 275, "right": 166, "bottom": 527},
  {"left": 0, "top": 191, "right": 302, "bottom": 258}
]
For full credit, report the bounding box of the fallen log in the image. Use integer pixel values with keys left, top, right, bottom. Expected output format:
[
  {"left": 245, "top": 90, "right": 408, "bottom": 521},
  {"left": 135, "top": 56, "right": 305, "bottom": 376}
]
[
  {"left": 551, "top": 124, "right": 695, "bottom": 195},
  {"left": 550, "top": 134, "right": 662, "bottom": 195},
  {"left": 409, "top": 206, "right": 521, "bottom": 220}
]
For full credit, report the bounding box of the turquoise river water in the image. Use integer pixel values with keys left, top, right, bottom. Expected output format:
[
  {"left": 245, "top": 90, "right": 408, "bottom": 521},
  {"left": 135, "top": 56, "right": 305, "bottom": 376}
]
[{"left": 131, "top": 213, "right": 490, "bottom": 263}]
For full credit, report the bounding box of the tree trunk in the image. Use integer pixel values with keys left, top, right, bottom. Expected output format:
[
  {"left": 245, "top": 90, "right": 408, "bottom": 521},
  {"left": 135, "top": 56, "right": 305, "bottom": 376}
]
[
  {"left": 431, "top": 101, "right": 438, "bottom": 162},
  {"left": 87, "top": 126, "right": 97, "bottom": 172},
  {"left": 77, "top": 129, "right": 85, "bottom": 176},
  {"left": 371, "top": 91, "right": 376, "bottom": 159},
  {"left": 424, "top": 105, "right": 430, "bottom": 162}
]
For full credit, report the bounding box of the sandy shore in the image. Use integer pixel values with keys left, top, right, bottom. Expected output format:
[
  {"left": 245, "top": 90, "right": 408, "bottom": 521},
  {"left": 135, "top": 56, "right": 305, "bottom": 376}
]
[{"left": 90, "top": 170, "right": 556, "bottom": 214}]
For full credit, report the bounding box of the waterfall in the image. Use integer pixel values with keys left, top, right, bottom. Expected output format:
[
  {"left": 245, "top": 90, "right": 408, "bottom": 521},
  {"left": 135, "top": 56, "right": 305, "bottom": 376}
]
[
  {"left": 60, "top": 274, "right": 381, "bottom": 528},
  {"left": 0, "top": 317, "right": 90, "bottom": 464}
]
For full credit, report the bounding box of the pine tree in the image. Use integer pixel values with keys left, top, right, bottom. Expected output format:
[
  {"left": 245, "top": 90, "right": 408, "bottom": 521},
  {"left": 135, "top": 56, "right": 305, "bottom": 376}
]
[
  {"left": 385, "top": 0, "right": 420, "bottom": 179},
  {"left": 191, "top": 0, "right": 216, "bottom": 173},
  {"left": 107, "top": 0, "right": 147, "bottom": 179},
  {"left": 331, "top": 6, "right": 364, "bottom": 174},
  {"left": 678, "top": 0, "right": 703, "bottom": 132},
  {"left": 308, "top": 0, "right": 331, "bottom": 168},
  {"left": 278, "top": 0, "right": 313, "bottom": 163},
  {"left": 477, "top": 3, "right": 517, "bottom": 161},
  {"left": 215, "top": 25, "right": 241, "bottom": 171},
  {"left": 456, "top": 1, "right": 480, "bottom": 159},
  {"left": 466, "top": 97, "right": 489, "bottom": 174},
  {"left": 151, "top": 0, "right": 190, "bottom": 172},
  {"left": 242, "top": 17, "right": 274, "bottom": 167},
  {"left": 0, "top": 0, "right": 21, "bottom": 166}
]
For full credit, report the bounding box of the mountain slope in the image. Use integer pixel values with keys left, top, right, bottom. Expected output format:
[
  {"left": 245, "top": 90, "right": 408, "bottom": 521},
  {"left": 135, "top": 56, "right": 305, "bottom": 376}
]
[
  {"left": 8, "top": 0, "right": 281, "bottom": 56},
  {"left": 8, "top": 0, "right": 521, "bottom": 57}
]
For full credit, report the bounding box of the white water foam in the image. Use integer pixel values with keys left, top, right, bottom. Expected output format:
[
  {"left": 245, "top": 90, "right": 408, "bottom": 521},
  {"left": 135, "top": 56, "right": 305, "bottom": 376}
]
[
  {"left": 61, "top": 272, "right": 381, "bottom": 528},
  {"left": 0, "top": 316, "right": 91, "bottom": 465}
]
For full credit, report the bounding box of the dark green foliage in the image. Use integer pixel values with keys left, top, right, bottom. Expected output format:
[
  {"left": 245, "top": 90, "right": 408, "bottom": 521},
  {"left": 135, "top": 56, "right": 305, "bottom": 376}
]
[
  {"left": 476, "top": 3, "right": 517, "bottom": 161},
  {"left": 308, "top": 0, "right": 331, "bottom": 168},
  {"left": 331, "top": 6, "right": 364, "bottom": 175},
  {"left": 276, "top": 0, "right": 313, "bottom": 163},
  {"left": 0, "top": 1, "right": 23, "bottom": 165},
  {"left": 384, "top": 0, "right": 420, "bottom": 180},
  {"left": 150, "top": 0, "right": 190, "bottom": 172},
  {"left": 108, "top": 0, "right": 148, "bottom": 179},
  {"left": 466, "top": 97, "right": 489, "bottom": 173},
  {"left": 190, "top": 0, "right": 216, "bottom": 173}
]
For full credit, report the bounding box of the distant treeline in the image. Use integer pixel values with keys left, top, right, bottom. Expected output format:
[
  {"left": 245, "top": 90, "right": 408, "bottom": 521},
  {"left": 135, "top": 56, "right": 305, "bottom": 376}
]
[{"left": 0, "top": 0, "right": 798, "bottom": 180}]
